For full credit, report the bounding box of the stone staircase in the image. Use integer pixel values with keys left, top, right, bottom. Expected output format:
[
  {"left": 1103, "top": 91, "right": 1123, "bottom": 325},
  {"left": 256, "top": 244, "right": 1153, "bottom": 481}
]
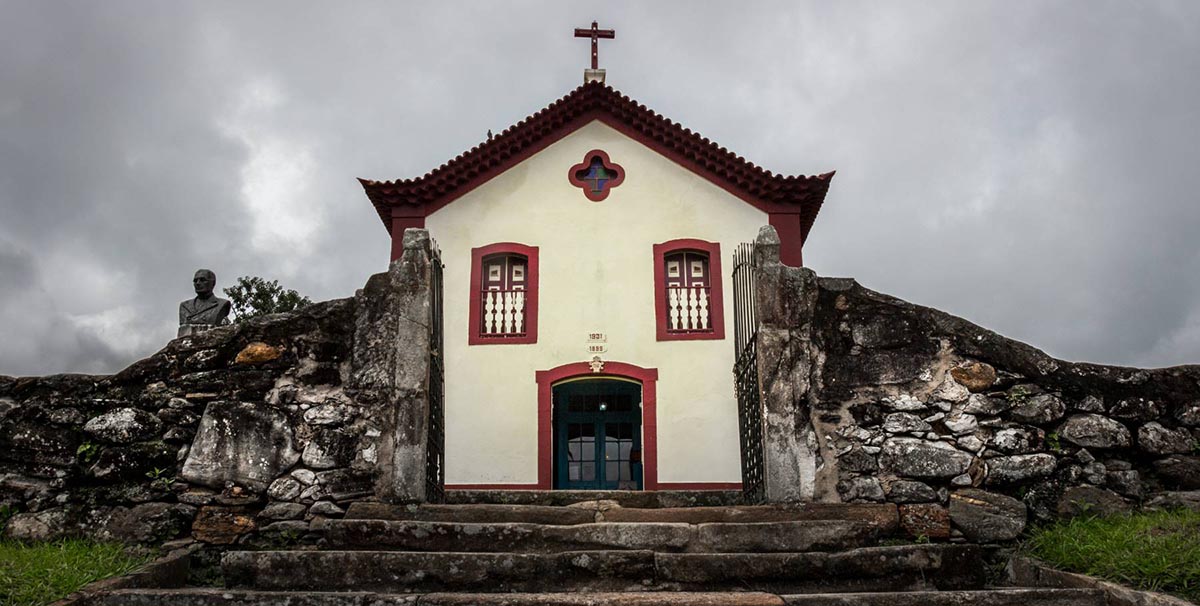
[{"left": 85, "top": 491, "right": 1105, "bottom": 606}]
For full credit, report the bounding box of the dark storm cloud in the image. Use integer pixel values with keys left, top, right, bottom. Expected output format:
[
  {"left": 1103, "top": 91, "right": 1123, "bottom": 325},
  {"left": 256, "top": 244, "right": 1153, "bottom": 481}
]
[{"left": 1, "top": 0, "right": 1198, "bottom": 374}]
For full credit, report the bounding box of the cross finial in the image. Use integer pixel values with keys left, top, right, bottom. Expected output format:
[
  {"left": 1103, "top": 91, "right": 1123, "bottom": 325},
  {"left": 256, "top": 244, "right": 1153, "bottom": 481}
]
[{"left": 574, "top": 21, "right": 615, "bottom": 71}]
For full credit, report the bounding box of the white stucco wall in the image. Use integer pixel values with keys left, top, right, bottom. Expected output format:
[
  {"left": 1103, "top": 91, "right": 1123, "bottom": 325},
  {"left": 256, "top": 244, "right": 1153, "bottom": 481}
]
[{"left": 425, "top": 120, "right": 768, "bottom": 486}]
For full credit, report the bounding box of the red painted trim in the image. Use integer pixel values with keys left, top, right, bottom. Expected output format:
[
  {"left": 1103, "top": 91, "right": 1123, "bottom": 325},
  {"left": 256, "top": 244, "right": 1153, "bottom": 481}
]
[
  {"left": 446, "top": 483, "right": 542, "bottom": 490},
  {"left": 567, "top": 149, "right": 625, "bottom": 202},
  {"left": 468, "top": 243, "right": 539, "bottom": 345},
  {"left": 652, "top": 239, "right": 726, "bottom": 342},
  {"left": 655, "top": 482, "right": 743, "bottom": 490},
  {"left": 360, "top": 84, "right": 836, "bottom": 266},
  {"left": 769, "top": 213, "right": 804, "bottom": 267},
  {"left": 535, "top": 362, "right": 659, "bottom": 491}
]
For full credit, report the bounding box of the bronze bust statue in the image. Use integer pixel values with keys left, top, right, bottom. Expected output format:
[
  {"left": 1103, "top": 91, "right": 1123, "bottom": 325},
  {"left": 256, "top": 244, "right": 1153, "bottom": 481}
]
[{"left": 178, "top": 269, "right": 232, "bottom": 337}]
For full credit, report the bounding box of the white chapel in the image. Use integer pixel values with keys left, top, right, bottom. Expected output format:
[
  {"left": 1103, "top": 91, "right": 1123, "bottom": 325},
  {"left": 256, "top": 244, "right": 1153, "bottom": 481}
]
[{"left": 358, "top": 25, "right": 834, "bottom": 492}]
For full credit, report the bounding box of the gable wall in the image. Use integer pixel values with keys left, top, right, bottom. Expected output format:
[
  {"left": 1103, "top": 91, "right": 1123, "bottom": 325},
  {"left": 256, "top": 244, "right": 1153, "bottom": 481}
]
[{"left": 425, "top": 121, "right": 768, "bottom": 487}]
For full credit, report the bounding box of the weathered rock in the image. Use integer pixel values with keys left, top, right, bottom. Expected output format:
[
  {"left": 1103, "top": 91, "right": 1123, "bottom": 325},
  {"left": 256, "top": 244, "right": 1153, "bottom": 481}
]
[
  {"left": 314, "top": 469, "right": 372, "bottom": 496},
  {"left": 267, "top": 477, "right": 302, "bottom": 501},
  {"left": 1137, "top": 422, "right": 1194, "bottom": 455},
  {"left": 47, "top": 407, "right": 87, "bottom": 425},
  {"left": 931, "top": 377, "right": 970, "bottom": 404},
  {"left": 177, "top": 487, "right": 217, "bottom": 506},
  {"left": 899, "top": 503, "right": 950, "bottom": 539},
  {"left": 958, "top": 434, "right": 986, "bottom": 453},
  {"left": 836, "top": 476, "right": 885, "bottom": 502},
  {"left": 837, "top": 447, "right": 878, "bottom": 473},
  {"left": 963, "top": 394, "right": 1010, "bottom": 416},
  {"left": 301, "top": 428, "right": 357, "bottom": 469},
  {"left": 887, "top": 480, "right": 939, "bottom": 503},
  {"left": 88, "top": 441, "right": 175, "bottom": 479},
  {"left": 0, "top": 414, "right": 81, "bottom": 467},
  {"left": 882, "top": 395, "right": 927, "bottom": 412},
  {"left": 950, "top": 362, "right": 997, "bottom": 393},
  {"left": 985, "top": 454, "right": 1057, "bottom": 485},
  {"left": 949, "top": 489, "right": 1026, "bottom": 542},
  {"left": 943, "top": 412, "right": 978, "bottom": 436},
  {"left": 1058, "top": 414, "right": 1131, "bottom": 449},
  {"left": 1074, "top": 395, "right": 1105, "bottom": 413},
  {"left": 83, "top": 408, "right": 162, "bottom": 444},
  {"left": 179, "top": 401, "right": 300, "bottom": 491},
  {"left": 1153, "top": 456, "right": 1200, "bottom": 490},
  {"left": 1009, "top": 393, "right": 1066, "bottom": 425},
  {"left": 235, "top": 342, "right": 282, "bottom": 365},
  {"left": 4, "top": 508, "right": 72, "bottom": 541},
  {"left": 101, "top": 502, "right": 196, "bottom": 544},
  {"left": 1056, "top": 486, "right": 1129, "bottom": 517},
  {"left": 991, "top": 427, "right": 1038, "bottom": 454},
  {"left": 303, "top": 404, "right": 353, "bottom": 426},
  {"left": 1145, "top": 491, "right": 1200, "bottom": 512},
  {"left": 1106, "top": 470, "right": 1144, "bottom": 499},
  {"left": 1081, "top": 461, "right": 1107, "bottom": 485},
  {"left": 191, "top": 506, "right": 256, "bottom": 544},
  {"left": 1109, "top": 398, "right": 1163, "bottom": 421},
  {"left": 882, "top": 412, "right": 930, "bottom": 434},
  {"left": 1177, "top": 402, "right": 1200, "bottom": 426},
  {"left": 309, "top": 500, "right": 346, "bottom": 516},
  {"left": 880, "top": 438, "right": 973, "bottom": 479},
  {"left": 291, "top": 468, "right": 317, "bottom": 485},
  {"left": 259, "top": 502, "right": 307, "bottom": 521}
]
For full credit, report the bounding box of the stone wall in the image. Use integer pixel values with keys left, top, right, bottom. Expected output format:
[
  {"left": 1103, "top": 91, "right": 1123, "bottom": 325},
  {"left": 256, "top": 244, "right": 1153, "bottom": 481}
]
[
  {"left": 0, "top": 230, "right": 439, "bottom": 545},
  {"left": 753, "top": 226, "right": 1200, "bottom": 540}
]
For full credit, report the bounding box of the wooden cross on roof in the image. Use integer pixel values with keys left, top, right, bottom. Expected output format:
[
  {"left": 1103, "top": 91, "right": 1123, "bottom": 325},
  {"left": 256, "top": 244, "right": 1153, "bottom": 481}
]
[{"left": 574, "top": 21, "right": 615, "bottom": 70}]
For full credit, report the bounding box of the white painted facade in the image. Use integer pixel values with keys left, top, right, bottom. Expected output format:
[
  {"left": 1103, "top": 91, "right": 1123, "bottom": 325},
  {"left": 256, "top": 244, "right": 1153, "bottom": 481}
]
[{"left": 424, "top": 120, "right": 767, "bottom": 487}]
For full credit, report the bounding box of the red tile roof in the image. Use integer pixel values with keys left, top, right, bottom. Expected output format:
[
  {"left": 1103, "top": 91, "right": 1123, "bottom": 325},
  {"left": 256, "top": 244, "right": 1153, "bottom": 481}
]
[{"left": 360, "top": 81, "right": 834, "bottom": 240}]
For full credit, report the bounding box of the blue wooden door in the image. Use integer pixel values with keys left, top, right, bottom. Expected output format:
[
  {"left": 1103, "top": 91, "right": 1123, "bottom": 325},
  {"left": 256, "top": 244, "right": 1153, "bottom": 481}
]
[{"left": 553, "top": 379, "right": 643, "bottom": 490}]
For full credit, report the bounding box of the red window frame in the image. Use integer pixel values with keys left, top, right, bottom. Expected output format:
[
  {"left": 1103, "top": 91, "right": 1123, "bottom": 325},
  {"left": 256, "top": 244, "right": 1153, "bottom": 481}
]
[
  {"left": 653, "top": 238, "right": 725, "bottom": 341},
  {"left": 469, "top": 242, "right": 539, "bottom": 345}
]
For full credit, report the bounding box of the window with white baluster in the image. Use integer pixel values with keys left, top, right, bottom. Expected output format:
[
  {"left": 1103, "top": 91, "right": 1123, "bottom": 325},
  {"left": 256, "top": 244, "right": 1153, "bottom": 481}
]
[
  {"left": 653, "top": 239, "right": 726, "bottom": 342},
  {"left": 469, "top": 243, "right": 539, "bottom": 345}
]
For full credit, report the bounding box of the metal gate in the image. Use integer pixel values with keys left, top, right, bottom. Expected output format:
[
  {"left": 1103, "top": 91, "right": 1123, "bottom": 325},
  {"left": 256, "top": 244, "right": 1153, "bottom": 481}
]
[
  {"left": 732, "top": 242, "right": 765, "bottom": 503},
  {"left": 426, "top": 241, "right": 446, "bottom": 503}
]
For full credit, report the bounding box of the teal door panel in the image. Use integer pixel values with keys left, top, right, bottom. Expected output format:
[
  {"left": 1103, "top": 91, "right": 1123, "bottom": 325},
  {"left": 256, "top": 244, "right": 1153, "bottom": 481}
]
[{"left": 553, "top": 379, "right": 643, "bottom": 490}]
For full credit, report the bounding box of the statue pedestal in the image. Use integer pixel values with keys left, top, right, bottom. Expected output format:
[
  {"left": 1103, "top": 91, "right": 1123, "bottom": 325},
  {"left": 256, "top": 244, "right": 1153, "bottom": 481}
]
[{"left": 178, "top": 324, "right": 218, "bottom": 338}]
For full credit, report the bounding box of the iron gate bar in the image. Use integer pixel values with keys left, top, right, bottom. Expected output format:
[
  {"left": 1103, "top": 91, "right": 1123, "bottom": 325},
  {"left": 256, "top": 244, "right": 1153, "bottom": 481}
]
[
  {"left": 732, "top": 242, "right": 765, "bottom": 504},
  {"left": 426, "top": 240, "right": 446, "bottom": 503}
]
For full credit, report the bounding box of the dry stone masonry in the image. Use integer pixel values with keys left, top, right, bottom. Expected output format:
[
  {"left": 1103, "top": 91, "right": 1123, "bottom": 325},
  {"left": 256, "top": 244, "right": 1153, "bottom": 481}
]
[
  {"left": 752, "top": 226, "right": 1200, "bottom": 542},
  {"left": 0, "top": 231, "right": 440, "bottom": 545}
]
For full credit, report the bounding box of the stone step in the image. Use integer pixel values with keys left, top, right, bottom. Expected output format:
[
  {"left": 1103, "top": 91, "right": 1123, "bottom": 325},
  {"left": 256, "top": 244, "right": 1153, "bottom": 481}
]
[
  {"left": 83, "top": 589, "right": 786, "bottom": 606},
  {"left": 222, "top": 545, "right": 985, "bottom": 594},
  {"left": 344, "top": 503, "right": 597, "bottom": 525},
  {"left": 781, "top": 588, "right": 1106, "bottom": 606},
  {"left": 80, "top": 588, "right": 1108, "bottom": 606},
  {"left": 444, "top": 490, "right": 743, "bottom": 508},
  {"left": 318, "top": 519, "right": 884, "bottom": 553},
  {"left": 343, "top": 502, "right": 899, "bottom": 529}
]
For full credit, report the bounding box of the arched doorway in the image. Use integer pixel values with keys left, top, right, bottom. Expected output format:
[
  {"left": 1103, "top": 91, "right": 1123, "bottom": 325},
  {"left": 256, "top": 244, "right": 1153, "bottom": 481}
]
[
  {"left": 535, "top": 361, "right": 659, "bottom": 490},
  {"left": 552, "top": 378, "right": 643, "bottom": 490}
]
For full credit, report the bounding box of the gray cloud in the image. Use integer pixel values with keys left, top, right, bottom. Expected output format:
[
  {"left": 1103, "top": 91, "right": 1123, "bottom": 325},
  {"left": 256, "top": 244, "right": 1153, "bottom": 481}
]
[{"left": 1, "top": 0, "right": 1198, "bottom": 374}]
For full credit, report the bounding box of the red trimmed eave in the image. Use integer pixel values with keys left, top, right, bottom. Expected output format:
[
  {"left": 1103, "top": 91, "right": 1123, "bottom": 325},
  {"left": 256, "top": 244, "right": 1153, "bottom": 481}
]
[{"left": 359, "top": 80, "right": 835, "bottom": 241}]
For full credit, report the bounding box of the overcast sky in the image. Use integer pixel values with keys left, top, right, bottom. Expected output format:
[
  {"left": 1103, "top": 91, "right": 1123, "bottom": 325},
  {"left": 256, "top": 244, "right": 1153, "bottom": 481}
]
[{"left": 1, "top": 1, "right": 1198, "bottom": 376}]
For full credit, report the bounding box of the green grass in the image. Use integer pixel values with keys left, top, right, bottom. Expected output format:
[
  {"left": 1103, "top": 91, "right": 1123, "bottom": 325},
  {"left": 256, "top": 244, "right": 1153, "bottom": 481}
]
[
  {"left": 1023, "top": 508, "right": 1200, "bottom": 602},
  {"left": 0, "top": 539, "right": 151, "bottom": 606}
]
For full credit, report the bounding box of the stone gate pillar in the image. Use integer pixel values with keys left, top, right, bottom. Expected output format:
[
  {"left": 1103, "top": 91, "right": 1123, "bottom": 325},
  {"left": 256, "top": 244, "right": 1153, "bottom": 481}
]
[
  {"left": 352, "top": 228, "right": 436, "bottom": 503},
  {"left": 753, "top": 225, "right": 819, "bottom": 502}
]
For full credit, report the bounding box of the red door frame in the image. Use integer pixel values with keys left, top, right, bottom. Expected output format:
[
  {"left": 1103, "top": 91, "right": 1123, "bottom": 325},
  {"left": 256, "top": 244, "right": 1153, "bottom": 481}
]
[{"left": 535, "top": 361, "right": 659, "bottom": 491}]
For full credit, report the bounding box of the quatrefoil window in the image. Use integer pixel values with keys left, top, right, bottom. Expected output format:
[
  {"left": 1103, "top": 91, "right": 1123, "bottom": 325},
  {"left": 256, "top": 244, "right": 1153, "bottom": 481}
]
[{"left": 569, "top": 149, "right": 624, "bottom": 202}]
